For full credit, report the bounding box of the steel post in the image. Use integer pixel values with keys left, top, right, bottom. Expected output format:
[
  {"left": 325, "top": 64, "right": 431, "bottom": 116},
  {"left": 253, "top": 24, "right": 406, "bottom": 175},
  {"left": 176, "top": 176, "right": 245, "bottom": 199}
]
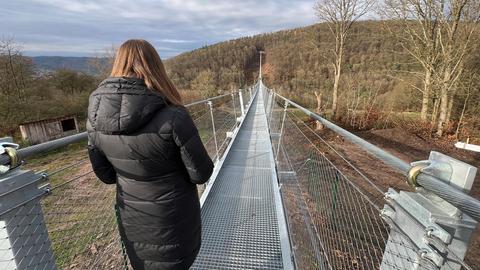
[
  {"left": 208, "top": 101, "right": 220, "bottom": 161},
  {"left": 0, "top": 167, "right": 56, "bottom": 270},
  {"left": 275, "top": 100, "right": 289, "bottom": 162},
  {"left": 231, "top": 93, "right": 237, "bottom": 120},
  {"left": 238, "top": 90, "right": 245, "bottom": 116}
]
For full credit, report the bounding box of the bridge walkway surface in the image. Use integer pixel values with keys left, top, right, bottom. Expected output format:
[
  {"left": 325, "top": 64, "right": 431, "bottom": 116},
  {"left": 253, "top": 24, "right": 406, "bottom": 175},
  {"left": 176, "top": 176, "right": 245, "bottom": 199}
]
[{"left": 191, "top": 85, "right": 293, "bottom": 270}]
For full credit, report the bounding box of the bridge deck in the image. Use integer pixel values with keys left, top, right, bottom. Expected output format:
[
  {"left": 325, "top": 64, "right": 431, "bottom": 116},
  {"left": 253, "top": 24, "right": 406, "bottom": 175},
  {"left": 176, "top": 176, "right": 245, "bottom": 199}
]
[{"left": 192, "top": 86, "right": 291, "bottom": 269}]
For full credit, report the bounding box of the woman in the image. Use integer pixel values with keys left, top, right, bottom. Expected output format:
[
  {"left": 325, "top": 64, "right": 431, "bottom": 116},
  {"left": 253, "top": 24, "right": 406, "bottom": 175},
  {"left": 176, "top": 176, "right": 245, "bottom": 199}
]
[{"left": 87, "top": 39, "right": 214, "bottom": 270}]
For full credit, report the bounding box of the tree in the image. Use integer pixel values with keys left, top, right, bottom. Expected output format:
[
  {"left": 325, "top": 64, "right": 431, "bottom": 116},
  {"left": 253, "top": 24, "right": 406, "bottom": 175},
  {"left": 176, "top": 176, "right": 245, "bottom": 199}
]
[
  {"left": 87, "top": 45, "right": 115, "bottom": 79},
  {"left": 0, "top": 38, "right": 33, "bottom": 135},
  {"left": 383, "top": 0, "right": 480, "bottom": 136},
  {"left": 0, "top": 38, "right": 103, "bottom": 137},
  {"left": 383, "top": 0, "right": 442, "bottom": 121},
  {"left": 191, "top": 70, "right": 217, "bottom": 98},
  {"left": 52, "top": 69, "right": 97, "bottom": 97},
  {"left": 434, "top": 0, "right": 480, "bottom": 136},
  {"left": 314, "top": 0, "right": 374, "bottom": 117},
  {"left": 0, "top": 38, "right": 32, "bottom": 102}
]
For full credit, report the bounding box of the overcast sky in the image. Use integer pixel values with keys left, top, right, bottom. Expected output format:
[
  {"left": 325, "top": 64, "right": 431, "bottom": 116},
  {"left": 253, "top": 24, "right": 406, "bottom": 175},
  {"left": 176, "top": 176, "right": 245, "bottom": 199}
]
[{"left": 1, "top": 0, "right": 316, "bottom": 58}]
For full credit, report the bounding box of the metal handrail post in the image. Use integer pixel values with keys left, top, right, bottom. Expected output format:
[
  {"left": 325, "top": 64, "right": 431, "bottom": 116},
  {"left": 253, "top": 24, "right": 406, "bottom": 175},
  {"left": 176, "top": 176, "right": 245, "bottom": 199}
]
[
  {"left": 238, "top": 90, "right": 245, "bottom": 116},
  {"left": 275, "top": 100, "right": 289, "bottom": 162},
  {"left": 207, "top": 101, "right": 220, "bottom": 162},
  {"left": 264, "top": 88, "right": 270, "bottom": 111},
  {"left": 231, "top": 93, "right": 237, "bottom": 120},
  {"left": 268, "top": 92, "right": 276, "bottom": 130}
]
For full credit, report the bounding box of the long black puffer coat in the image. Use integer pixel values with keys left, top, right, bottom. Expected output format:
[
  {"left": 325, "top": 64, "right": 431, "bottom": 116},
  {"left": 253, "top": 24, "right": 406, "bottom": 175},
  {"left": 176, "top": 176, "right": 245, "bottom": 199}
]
[{"left": 86, "top": 77, "right": 214, "bottom": 270}]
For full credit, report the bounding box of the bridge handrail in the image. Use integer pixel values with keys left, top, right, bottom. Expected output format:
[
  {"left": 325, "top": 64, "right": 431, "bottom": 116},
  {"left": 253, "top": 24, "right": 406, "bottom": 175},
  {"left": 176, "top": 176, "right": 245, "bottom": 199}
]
[
  {"left": 271, "top": 90, "right": 480, "bottom": 222},
  {"left": 0, "top": 91, "right": 241, "bottom": 166}
]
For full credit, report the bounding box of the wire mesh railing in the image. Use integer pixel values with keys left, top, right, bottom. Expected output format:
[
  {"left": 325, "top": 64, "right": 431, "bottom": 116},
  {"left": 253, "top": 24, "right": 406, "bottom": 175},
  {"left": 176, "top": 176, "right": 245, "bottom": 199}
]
[
  {"left": 0, "top": 90, "right": 253, "bottom": 270},
  {"left": 2, "top": 81, "right": 477, "bottom": 270},
  {"left": 262, "top": 84, "right": 478, "bottom": 270},
  {"left": 42, "top": 167, "right": 123, "bottom": 269}
]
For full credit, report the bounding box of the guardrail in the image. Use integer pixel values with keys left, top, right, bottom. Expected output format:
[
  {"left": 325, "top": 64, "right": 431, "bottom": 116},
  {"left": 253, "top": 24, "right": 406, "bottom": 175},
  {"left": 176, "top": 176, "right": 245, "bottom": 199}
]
[
  {"left": 261, "top": 81, "right": 479, "bottom": 270},
  {"left": 0, "top": 90, "right": 252, "bottom": 167},
  {"left": 271, "top": 91, "right": 480, "bottom": 222},
  {"left": 0, "top": 89, "right": 254, "bottom": 270}
]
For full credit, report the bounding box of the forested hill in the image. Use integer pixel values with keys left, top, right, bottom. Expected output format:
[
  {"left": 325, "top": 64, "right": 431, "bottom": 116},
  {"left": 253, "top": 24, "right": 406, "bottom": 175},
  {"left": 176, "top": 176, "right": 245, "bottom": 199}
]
[
  {"left": 3, "top": 20, "right": 478, "bottom": 140},
  {"left": 165, "top": 20, "right": 416, "bottom": 110},
  {"left": 166, "top": 20, "right": 480, "bottom": 141}
]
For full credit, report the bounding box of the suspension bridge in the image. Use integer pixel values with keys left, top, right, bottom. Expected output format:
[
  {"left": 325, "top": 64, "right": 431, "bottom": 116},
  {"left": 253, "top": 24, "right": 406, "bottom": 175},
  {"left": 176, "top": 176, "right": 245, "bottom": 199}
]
[{"left": 0, "top": 78, "right": 479, "bottom": 270}]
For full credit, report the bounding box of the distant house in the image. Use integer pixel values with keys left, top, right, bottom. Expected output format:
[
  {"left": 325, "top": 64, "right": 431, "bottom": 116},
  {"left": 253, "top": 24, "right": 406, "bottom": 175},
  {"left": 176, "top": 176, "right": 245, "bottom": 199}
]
[{"left": 19, "top": 116, "right": 79, "bottom": 144}]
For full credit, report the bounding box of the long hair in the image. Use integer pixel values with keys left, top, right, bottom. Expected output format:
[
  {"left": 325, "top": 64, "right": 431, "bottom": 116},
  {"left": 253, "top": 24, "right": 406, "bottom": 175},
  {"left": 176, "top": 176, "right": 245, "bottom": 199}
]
[{"left": 111, "top": 39, "right": 182, "bottom": 105}]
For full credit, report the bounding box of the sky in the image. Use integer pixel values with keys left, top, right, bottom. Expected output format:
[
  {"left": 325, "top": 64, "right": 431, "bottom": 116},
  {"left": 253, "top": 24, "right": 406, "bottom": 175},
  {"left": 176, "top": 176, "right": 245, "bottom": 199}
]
[{"left": 1, "top": 0, "right": 317, "bottom": 58}]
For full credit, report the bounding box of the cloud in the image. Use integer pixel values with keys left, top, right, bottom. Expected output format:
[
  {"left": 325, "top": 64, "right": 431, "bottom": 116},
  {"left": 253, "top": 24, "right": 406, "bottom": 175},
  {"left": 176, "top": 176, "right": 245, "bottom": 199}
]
[
  {"left": 1, "top": 0, "right": 316, "bottom": 57},
  {"left": 159, "top": 39, "right": 197, "bottom": 44},
  {"left": 30, "top": 0, "right": 103, "bottom": 12}
]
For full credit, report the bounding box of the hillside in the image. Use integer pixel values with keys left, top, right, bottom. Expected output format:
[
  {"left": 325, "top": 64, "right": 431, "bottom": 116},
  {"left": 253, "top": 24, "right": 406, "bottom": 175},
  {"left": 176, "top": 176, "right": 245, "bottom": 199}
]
[
  {"left": 29, "top": 21, "right": 416, "bottom": 111},
  {"left": 165, "top": 20, "right": 479, "bottom": 142},
  {"left": 165, "top": 21, "right": 416, "bottom": 110},
  {"left": 2, "top": 20, "right": 479, "bottom": 141},
  {"left": 30, "top": 21, "right": 414, "bottom": 112},
  {"left": 31, "top": 56, "right": 109, "bottom": 75}
]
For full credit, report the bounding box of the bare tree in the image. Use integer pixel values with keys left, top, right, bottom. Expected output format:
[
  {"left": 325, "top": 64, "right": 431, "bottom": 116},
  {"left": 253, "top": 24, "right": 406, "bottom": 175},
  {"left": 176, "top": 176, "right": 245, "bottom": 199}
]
[
  {"left": 0, "top": 38, "right": 30, "bottom": 101},
  {"left": 384, "top": 0, "right": 480, "bottom": 136},
  {"left": 314, "top": 0, "right": 374, "bottom": 118},
  {"left": 0, "top": 37, "right": 33, "bottom": 134},
  {"left": 87, "top": 45, "right": 116, "bottom": 79},
  {"left": 434, "top": 0, "right": 480, "bottom": 136},
  {"left": 383, "top": 0, "right": 442, "bottom": 122}
]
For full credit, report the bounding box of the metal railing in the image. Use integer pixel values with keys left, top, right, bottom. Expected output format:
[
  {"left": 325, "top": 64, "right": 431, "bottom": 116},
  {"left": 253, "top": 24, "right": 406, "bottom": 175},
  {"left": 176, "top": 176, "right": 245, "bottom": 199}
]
[
  {"left": 261, "top": 82, "right": 479, "bottom": 270},
  {"left": 1, "top": 80, "right": 478, "bottom": 270},
  {"left": 0, "top": 89, "right": 254, "bottom": 270}
]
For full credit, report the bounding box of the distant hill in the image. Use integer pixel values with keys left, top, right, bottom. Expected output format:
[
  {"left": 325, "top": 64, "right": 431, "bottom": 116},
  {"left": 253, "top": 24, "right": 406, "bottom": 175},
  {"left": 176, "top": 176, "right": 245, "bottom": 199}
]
[
  {"left": 27, "top": 21, "right": 428, "bottom": 110},
  {"left": 32, "top": 20, "right": 409, "bottom": 101},
  {"left": 164, "top": 20, "right": 417, "bottom": 109},
  {"left": 31, "top": 56, "right": 108, "bottom": 75}
]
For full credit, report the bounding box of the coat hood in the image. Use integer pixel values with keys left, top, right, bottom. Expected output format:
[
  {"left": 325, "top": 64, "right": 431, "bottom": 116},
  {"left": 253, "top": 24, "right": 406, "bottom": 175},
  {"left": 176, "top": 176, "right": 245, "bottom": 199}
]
[{"left": 88, "top": 77, "right": 166, "bottom": 134}]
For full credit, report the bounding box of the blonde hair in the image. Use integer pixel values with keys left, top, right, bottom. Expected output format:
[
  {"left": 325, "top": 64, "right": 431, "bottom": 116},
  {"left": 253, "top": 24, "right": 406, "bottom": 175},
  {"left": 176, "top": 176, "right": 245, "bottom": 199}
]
[{"left": 111, "top": 39, "right": 182, "bottom": 105}]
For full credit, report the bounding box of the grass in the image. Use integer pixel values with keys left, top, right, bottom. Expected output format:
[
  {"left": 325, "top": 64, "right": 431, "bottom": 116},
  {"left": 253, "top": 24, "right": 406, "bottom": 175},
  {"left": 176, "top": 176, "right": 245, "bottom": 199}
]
[
  {"left": 17, "top": 140, "right": 123, "bottom": 269},
  {"left": 22, "top": 141, "right": 88, "bottom": 188},
  {"left": 23, "top": 141, "right": 88, "bottom": 173}
]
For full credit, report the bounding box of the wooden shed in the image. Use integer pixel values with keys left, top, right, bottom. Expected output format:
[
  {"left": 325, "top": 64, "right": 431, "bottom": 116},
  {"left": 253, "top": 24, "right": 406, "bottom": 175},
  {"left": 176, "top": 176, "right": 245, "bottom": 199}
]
[{"left": 19, "top": 115, "right": 79, "bottom": 144}]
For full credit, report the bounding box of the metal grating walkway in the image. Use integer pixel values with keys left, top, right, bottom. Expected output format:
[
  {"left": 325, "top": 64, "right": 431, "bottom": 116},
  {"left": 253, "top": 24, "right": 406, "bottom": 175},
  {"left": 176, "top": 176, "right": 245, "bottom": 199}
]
[{"left": 191, "top": 85, "right": 292, "bottom": 269}]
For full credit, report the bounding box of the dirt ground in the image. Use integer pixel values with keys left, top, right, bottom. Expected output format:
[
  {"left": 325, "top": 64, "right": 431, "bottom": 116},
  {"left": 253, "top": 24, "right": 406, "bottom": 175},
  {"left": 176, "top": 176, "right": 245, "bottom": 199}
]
[
  {"left": 328, "top": 127, "right": 480, "bottom": 267},
  {"left": 356, "top": 128, "right": 480, "bottom": 198}
]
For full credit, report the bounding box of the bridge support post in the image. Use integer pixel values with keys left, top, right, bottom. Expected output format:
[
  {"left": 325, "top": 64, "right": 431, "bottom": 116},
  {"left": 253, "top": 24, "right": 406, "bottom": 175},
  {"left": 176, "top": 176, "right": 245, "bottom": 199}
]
[
  {"left": 0, "top": 156, "right": 57, "bottom": 270},
  {"left": 264, "top": 89, "right": 271, "bottom": 112},
  {"left": 275, "top": 100, "right": 289, "bottom": 162},
  {"left": 207, "top": 101, "right": 220, "bottom": 162},
  {"left": 380, "top": 152, "right": 478, "bottom": 269},
  {"left": 231, "top": 93, "right": 237, "bottom": 121},
  {"left": 238, "top": 90, "right": 245, "bottom": 116},
  {"left": 267, "top": 92, "right": 276, "bottom": 130}
]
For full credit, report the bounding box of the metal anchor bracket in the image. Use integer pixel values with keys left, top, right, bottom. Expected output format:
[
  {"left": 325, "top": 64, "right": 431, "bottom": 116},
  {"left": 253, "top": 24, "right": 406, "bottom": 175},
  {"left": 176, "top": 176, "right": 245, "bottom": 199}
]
[
  {"left": 380, "top": 188, "right": 456, "bottom": 269},
  {"left": 410, "top": 151, "right": 477, "bottom": 193},
  {"left": 0, "top": 142, "right": 20, "bottom": 174},
  {"left": 381, "top": 185, "right": 477, "bottom": 270}
]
